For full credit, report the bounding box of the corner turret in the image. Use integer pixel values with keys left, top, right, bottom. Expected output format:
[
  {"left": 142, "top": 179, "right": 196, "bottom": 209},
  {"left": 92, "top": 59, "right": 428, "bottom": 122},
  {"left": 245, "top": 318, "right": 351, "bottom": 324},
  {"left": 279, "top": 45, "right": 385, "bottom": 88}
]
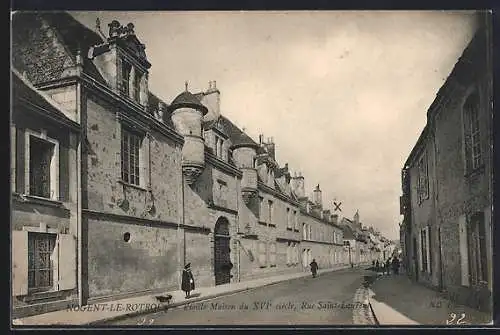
[{"left": 169, "top": 82, "right": 208, "bottom": 184}]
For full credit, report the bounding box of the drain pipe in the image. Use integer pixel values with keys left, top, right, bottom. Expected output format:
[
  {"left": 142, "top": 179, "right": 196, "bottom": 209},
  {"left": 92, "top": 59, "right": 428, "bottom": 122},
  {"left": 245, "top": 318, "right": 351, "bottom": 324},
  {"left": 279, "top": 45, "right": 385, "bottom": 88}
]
[{"left": 235, "top": 174, "right": 241, "bottom": 282}]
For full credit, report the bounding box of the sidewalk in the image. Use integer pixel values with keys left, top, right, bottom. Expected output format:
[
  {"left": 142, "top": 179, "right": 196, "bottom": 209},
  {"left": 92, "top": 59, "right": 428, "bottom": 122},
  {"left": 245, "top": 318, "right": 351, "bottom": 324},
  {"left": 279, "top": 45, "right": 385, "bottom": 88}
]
[
  {"left": 13, "top": 265, "right": 352, "bottom": 326},
  {"left": 367, "top": 274, "right": 492, "bottom": 325}
]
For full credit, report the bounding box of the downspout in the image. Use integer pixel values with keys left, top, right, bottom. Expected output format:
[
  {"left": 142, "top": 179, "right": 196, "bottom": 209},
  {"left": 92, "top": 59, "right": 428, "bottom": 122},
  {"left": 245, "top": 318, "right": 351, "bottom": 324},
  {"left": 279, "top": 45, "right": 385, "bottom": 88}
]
[
  {"left": 235, "top": 174, "right": 241, "bottom": 282},
  {"left": 178, "top": 160, "right": 185, "bottom": 287},
  {"left": 76, "top": 65, "right": 84, "bottom": 307}
]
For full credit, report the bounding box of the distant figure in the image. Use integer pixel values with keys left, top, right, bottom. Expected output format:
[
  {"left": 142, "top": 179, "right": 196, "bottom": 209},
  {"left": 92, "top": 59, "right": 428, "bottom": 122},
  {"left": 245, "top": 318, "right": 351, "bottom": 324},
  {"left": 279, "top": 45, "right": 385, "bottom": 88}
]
[
  {"left": 375, "top": 260, "right": 380, "bottom": 272},
  {"left": 385, "top": 258, "right": 391, "bottom": 275},
  {"left": 182, "top": 263, "right": 195, "bottom": 299},
  {"left": 310, "top": 259, "right": 319, "bottom": 278},
  {"left": 392, "top": 256, "right": 400, "bottom": 275}
]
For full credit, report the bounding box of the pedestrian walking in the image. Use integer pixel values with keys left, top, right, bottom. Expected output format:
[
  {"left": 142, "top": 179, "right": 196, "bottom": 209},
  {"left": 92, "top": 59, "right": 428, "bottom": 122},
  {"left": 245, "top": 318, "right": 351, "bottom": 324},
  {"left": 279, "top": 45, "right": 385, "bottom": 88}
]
[
  {"left": 375, "top": 260, "right": 380, "bottom": 272},
  {"left": 385, "top": 258, "right": 391, "bottom": 275},
  {"left": 181, "top": 263, "right": 195, "bottom": 299},
  {"left": 310, "top": 259, "right": 319, "bottom": 278},
  {"left": 392, "top": 256, "right": 400, "bottom": 275}
]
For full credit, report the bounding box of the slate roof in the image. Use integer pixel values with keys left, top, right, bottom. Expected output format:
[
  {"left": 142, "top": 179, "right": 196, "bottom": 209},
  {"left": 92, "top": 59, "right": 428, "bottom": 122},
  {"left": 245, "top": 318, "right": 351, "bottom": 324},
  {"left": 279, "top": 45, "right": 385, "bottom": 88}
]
[
  {"left": 169, "top": 91, "right": 208, "bottom": 115},
  {"left": 12, "top": 69, "right": 80, "bottom": 130},
  {"left": 341, "top": 225, "right": 356, "bottom": 240},
  {"left": 12, "top": 12, "right": 106, "bottom": 85}
]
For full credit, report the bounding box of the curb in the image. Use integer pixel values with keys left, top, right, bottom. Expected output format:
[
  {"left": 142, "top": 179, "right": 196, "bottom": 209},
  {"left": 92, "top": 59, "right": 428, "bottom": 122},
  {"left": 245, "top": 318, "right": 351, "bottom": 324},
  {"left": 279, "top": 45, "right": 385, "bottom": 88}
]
[{"left": 90, "top": 267, "right": 351, "bottom": 325}]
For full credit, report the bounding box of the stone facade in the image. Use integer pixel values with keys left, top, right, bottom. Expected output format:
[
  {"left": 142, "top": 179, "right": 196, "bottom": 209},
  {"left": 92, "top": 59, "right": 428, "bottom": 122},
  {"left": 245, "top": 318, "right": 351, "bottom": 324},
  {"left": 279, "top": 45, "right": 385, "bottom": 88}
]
[
  {"left": 401, "top": 15, "right": 492, "bottom": 312},
  {"left": 11, "top": 12, "right": 351, "bottom": 317}
]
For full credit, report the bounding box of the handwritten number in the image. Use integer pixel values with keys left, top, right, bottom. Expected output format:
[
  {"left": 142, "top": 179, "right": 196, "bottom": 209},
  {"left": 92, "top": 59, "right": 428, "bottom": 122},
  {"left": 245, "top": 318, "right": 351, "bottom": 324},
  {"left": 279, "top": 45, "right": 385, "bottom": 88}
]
[
  {"left": 457, "top": 313, "right": 466, "bottom": 325},
  {"left": 447, "top": 313, "right": 466, "bottom": 325}
]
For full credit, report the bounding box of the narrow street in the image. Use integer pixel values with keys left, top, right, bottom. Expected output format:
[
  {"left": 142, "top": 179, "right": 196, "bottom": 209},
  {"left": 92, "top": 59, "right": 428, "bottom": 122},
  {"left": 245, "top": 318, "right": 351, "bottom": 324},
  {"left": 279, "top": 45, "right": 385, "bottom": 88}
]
[{"left": 105, "top": 268, "right": 375, "bottom": 325}]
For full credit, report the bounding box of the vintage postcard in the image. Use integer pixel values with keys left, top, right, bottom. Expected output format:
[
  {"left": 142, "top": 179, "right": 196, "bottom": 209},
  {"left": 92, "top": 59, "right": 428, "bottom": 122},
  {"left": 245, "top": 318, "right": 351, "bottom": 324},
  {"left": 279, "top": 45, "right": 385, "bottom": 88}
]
[{"left": 10, "top": 10, "right": 493, "bottom": 327}]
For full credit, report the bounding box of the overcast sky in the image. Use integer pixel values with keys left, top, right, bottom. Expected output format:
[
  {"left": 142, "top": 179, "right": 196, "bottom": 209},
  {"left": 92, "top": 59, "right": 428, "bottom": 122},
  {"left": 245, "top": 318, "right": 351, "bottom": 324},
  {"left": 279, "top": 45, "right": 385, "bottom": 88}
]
[{"left": 73, "top": 11, "right": 477, "bottom": 240}]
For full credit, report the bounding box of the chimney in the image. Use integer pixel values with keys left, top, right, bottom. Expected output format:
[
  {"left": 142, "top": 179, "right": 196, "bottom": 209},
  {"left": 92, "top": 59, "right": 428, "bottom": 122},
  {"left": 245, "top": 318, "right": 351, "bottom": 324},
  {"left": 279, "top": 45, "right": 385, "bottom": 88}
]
[
  {"left": 291, "top": 171, "right": 305, "bottom": 198},
  {"left": 332, "top": 214, "right": 339, "bottom": 225},
  {"left": 264, "top": 137, "right": 275, "bottom": 160},
  {"left": 313, "top": 184, "right": 322, "bottom": 208},
  {"left": 259, "top": 134, "right": 264, "bottom": 144},
  {"left": 199, "top": 80, "right": 220, "bottom": 122}
]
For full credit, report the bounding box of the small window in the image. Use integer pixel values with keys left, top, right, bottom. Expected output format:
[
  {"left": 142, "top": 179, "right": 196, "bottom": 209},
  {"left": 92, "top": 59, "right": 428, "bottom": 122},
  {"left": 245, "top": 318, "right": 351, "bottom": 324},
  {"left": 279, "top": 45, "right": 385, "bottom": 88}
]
[
  {"left": 28, "top": 232, "right": 57, "bottom": 290},
  {"left": 121, "top": 127, "right": 142, "bottom": 186},
  {"left": 29, "top": 136, "right": 55, "bottom": 198}
]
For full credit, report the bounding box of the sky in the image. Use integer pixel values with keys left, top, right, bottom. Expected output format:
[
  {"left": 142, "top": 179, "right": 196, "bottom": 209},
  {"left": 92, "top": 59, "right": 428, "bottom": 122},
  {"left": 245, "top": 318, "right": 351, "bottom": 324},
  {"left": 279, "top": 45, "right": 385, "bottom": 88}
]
[{"left": 73, "top": 11, "right": 478, "bottom": 240}]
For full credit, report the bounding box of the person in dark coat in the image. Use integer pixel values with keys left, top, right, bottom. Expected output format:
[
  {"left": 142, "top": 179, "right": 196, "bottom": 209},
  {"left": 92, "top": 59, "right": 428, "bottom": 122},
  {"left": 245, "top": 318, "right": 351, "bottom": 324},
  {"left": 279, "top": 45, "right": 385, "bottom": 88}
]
[
  {"left": 181, "top": 263, "right": 195, "bottom": 298},
  {"left": 375, "top": 260, "right": 380, "bottom": 272},
  {"left": 310, "top": 259, "right": 319, "bottom": 278},
  {"left": 392, "top": 256, "right": 400, "bottom": 275},
  {"left": 385, "top": 258, "right": 391, "bottom": 275}
]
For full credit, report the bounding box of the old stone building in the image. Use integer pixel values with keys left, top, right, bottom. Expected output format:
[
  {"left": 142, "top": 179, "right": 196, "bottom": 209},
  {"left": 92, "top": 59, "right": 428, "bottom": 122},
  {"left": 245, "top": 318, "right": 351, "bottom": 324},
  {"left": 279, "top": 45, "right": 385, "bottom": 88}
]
[
  {"left": 11, "top": 68, "right": 81, "bottom": 317},
  {"left": 11, "top": 11, "right": 347, "bottom": 317},
  {"left": 400, "top": 15, "right": 492, "bottom": 312}
]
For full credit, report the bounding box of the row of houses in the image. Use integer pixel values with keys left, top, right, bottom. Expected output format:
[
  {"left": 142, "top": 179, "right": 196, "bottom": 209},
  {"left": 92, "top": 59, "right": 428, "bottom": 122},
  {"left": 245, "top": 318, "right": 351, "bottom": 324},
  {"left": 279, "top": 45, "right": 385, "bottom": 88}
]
[
  {"left": 399, "top": 13, "right": 492, "bottom": 313},
  {"left": 10, "top": 12, "right": 392, "bottom": 318}
]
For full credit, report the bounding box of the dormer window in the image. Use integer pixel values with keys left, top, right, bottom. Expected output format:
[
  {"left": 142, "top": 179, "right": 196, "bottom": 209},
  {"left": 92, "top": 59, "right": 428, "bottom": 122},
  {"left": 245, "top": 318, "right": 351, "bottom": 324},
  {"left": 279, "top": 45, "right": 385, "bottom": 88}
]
[
  {"left": 120, "top": 58, "right": 144, "bottom": 104},
  {"left": 120, "top": 60, "right": 132, "bottom": 96},
  {"left": 133, "top": 71, "right": 142, "bottom": 102},
  {"left": 214, "top": 134, "right": 225, "bottom": 160}
]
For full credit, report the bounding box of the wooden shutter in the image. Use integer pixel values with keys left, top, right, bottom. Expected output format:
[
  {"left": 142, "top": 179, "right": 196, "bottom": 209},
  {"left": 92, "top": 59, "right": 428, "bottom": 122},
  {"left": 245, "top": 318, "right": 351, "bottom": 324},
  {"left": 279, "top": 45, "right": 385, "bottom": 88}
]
[
  {"left": 258, "top": 242, "right": 266, "bottom": 267},
  {"left": 270, "top": 243, "right": 276, "bottom": 266},
  {"left": 12, "top": 230, "right": 28, "bottom": 296},
  {"left": 51, "top": 235, "right": 59, "bottom": 291},
  {"left": 484, "top": 207, "right": 492, "bottom": 289},
  {"left": 458, "top": 215, "right": 470, "bottom": 286},
  {"left": 58, "top": 234, "right": 76, "bottom": 291},
  {"left": 426, "top": 226, "right": 431, "bottom": 273},
  {"left": 417, "top": 230, "right": 423, "bottom": 272}
]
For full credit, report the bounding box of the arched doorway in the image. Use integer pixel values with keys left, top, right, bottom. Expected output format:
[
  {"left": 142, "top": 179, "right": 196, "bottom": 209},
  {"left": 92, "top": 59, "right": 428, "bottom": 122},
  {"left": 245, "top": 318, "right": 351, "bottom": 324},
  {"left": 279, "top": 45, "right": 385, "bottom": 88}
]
[{"left": 214, "top": 217, "right": 232, "bottom": 285}]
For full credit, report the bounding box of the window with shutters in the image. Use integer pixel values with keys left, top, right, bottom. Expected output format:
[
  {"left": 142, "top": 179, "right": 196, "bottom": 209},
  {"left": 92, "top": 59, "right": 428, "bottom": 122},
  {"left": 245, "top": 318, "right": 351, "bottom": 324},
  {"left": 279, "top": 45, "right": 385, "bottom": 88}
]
[
  {"left": 121, "top": 127, "right": 143, "bottom": 186},
  {"left": 463, "top": 92, "right": 482, "bottom": 173},
  {"left": 417, "top": 153, "right": 429, "bottom": 204},
  {"left": 420, "top": 227, "right": 429, "bottom": 272},
  {"left": 468, "top": 212, "right": 488, "bottom": 285},
  {"left": 28, "top": 232, "right": 57, "bottom": 291},
  {"left": 269, "top": 243, "right": 277, "bottom": 267},
  {"left": 24, "top": 130, "right": 60, "bottom": 201},
  {"left": 29, "top": 137, "right": 55, "bottom": 199}
]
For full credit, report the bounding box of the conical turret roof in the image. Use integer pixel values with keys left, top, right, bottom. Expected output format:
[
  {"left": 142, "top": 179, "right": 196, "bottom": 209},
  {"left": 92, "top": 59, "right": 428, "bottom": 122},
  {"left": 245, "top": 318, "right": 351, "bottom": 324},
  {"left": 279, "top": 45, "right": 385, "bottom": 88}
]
[{"left": 168, "top": 89, "right": 208, "bottom": 115}]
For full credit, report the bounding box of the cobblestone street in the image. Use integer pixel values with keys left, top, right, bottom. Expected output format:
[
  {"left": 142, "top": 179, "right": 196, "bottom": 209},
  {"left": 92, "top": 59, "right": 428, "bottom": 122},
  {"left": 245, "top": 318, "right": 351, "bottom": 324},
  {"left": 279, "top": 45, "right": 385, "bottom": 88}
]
[{"left": 106, "top": 268, "right": 376, "bottom": 325}]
